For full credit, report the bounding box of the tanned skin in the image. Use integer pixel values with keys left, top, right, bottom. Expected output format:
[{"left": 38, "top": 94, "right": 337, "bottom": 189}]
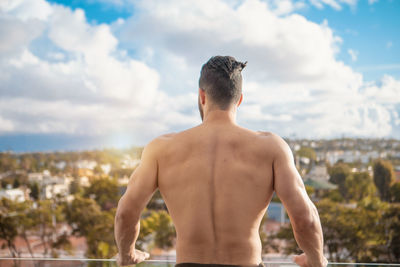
[{"left": 114, "top": 89, "right": 328, "bottom": 267}]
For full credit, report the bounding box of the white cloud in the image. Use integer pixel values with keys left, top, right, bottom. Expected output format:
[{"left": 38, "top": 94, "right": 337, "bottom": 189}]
[
  {"left": 119, "top": 1, "right": 345, "bottom": 83},
  {"left": 0, "top": 0, "right": 53, "bottom": 21},
  {"left": 0, "top": 0, "right": 196, "bottom": 141},
  {"left": 0, "top": 0, "right": 399, "bottom": 144},
  {"left": 115, "top": 0, "right": 399, "bottom": 138},
  {"left": 368, "top": 0, "right": 379, "bottom": 4},
  {"left": 0, "top": 116, "right": 14, "bottom": 132},
  {"left": 386, "top": 41, "right": 393, "bottom": 49},
  {"left": 348, "top": 49, "right": 358, "bottom": 61}
]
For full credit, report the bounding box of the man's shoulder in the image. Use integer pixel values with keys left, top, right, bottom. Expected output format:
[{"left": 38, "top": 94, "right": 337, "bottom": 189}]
[
  {"left": 147, "top": 132, "right": 177, "bottom": 147},
  {"left": 255, "top": 131, "right": 291, "bottom": 154},
  {"left": 256, "top": 131, "right": 284, "bottom": 143}
]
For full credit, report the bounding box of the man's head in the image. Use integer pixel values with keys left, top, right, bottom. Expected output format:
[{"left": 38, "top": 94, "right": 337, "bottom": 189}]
[{"left": 198, "top": 56, "right": 247, "bottom": 120}]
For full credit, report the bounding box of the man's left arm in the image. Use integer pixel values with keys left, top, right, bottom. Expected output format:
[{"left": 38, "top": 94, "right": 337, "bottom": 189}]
[{"left": 114, "top": 139, "right": 159, "bottom": 266}]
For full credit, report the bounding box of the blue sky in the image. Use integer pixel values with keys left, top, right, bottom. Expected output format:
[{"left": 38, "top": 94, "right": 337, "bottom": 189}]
[
  {"left": 301, "top": 0, "right": 400, "bottom": 81},
  {"left": 0, "top": 0, "right": 399, "bottom": 152}
]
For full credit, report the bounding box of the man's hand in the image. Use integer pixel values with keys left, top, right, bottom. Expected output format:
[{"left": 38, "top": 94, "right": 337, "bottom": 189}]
[
  {"left": 293, "top": 253, "right": 328, "bottom": 267},
  {"left": 116, "top": 249, "right": 150, "bottom": 266}
]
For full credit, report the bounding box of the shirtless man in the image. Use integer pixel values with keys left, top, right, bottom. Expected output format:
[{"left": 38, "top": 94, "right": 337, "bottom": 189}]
[{"left": 114, "top": 56, "right": 328, "bottom": 267}]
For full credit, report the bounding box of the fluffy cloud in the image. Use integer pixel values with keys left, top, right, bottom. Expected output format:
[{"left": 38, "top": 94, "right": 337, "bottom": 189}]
[
  {"left": 115, "top": 0, "right": 398, "bottom": 138},
  {"left": 0, "top": 0, "right": 399, "bottom": 145},
  {"left": 0, "top": 0, "right": 197, "bottom": 141}
]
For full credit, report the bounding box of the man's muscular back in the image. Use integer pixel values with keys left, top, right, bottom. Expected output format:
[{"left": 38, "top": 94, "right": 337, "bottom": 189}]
[
  {"left": 156, "top": 122, "right": 276, "bottom": 265},
  {"left": 114, "top": 56, "right": 326, "bottom": 267}
]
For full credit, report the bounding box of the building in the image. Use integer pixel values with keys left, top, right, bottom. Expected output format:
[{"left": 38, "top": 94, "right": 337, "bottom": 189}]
[
  {"left": 304, "top": 165, "right": 330, "bottom": 181},
  {"left": 325, "top": 150, "right": 384, "bottom": 165},
  {"left": 0, "top": 188, "right": 26, "bottom": 202}
]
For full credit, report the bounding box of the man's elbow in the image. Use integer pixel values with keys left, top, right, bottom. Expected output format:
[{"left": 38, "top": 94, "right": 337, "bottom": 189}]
[
  {"left": 115, "top": 200, "right": 140, "bottom": 225},
  {"left": 291, "top": 205, "right": 320, "bottom": 234}
]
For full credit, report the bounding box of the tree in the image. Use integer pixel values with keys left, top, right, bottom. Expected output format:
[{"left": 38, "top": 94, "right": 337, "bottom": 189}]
[
  {"left": 323, "top": 188, "right": 344, "bottom": 203},
  {"left": 154, "top": 210, "right": 176, "bottom": 249},
  {"left": 345, "top": 172, "right": 376, "bottom": 202},
  {"left": 273, "top": 223, "right": 302, "bottom": 256},
  {"left": 383, "top": 204, "right": 400, "bottom": 261},
  {"left": 316, "top": 199, "right": 387, "bottom": 262},
  {"left": 390, "top": 182, "right": 400, "bottom": 203},
  {"left": 34, "top": 200, "right": 66, "bottom": 257},
  {"left": 296, "top": 146, "right": 316, "bottom": 161},
  {"left": 84, "top": 177, "right": 119, "bottom": 210},
  {"left": 85, "top": 210, "right": 116, "bottom": 259},
  {"left": 69, "top": 179, "right": 83, "bottom": 196},
  {"left": 0, "top": 153, "right": 18, "bottom": 172},
  {"left": 328, "top": 163, "right": 351, "bottom": 199},
  {"left": 373, "top": 160, "right": 395, "bottom": 202},
  {"left": 272, "top": 197, "right": 390, "bottom": 262},
  {"left": 13, "top": 201, "right": 38, "bottom": 260},
  {"left": 12, "top": 178, "right": 20, "bottom": 188},
  {"left": 29, "top": 182, "right": 40, "bottom": 200},
  {"left": 135, "top": 209, "right": 176, "bottom": 251},
  {"left": 1, "top": 179, "right": 7, "bottom": 189},
  {"left": 64, "top": 196, "right": 117, "bottom": 259},
  {"left": 0, "top": 199, "right": 19, "bottom": 259}
]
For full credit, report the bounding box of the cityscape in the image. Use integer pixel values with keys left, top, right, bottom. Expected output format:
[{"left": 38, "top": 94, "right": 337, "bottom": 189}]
[{"left": 1, "top": 138, "right": 400, "bottom": 265}]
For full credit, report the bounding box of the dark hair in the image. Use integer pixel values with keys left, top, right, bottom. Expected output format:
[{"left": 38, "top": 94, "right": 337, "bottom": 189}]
[{"left": 199, "top": 56, "right": 247, "bottom": 109}]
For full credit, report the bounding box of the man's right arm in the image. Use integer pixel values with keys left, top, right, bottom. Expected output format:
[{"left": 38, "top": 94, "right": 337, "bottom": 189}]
[{"left": 271, "top": 134, "right": 327, "bottom": 267}]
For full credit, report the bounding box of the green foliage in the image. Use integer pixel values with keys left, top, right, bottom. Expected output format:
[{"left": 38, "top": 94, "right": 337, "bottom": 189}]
[
  {"left": 296, "top": 147, "right": 316, "bottom": 161},
  {"left": 64, "top": 196, "right": 117, "bottom": 258},
  {"left": 34, "top": 200, "right": 67, "bottom": 256},
  {"left": 110, "top": 168, "right": 134, "bottom": 179},
  {"left": 93, "top": 165, "right": 103, "bottom": 175},
  {"left": 0, "top": 199, "right": 19, "bottom": 257},
  {"left": 316, "top": 199, "right": 387, "bottom": 262},
  {"left": 345, "top": 172, "right": 376, "bottom": 202},
  {"left": 137, "top": 209, "right": 176, "bottom": 251},
  {"left": 383, "top": 204, "right": 400, "bottom": 261},
  {"left": 305, "top": 185, "right": 315, "bottom": 198},
  {"left": 0, "top": 198, "right": 68, "bottom": 259},
  {"left": 323, "top": 189, "right": 344, "bottom": 202},
  {"left": 64, "top": 196, "right": 103, "bottom": 236},
  {"left": 154, "top": 210, "right": 176, "bottom": 249},
  {"left": 390, "top": 182, "right": 400, "bottom": 203},
  {"left": 69, "top": 179, "right": 83, "bottom": 196},
  {"left": 84, "top": 177, "right": 120, "bottom": 210},
  {"left": 273, "top": 194, "right": 400, "bottom": 263},
  {"left": 12, "top": 178, "right": 20, "bottom": 188},
  {"left": 373, "top": 160, "right": 395, "bottom": 201},
  {"left": 1, "top": 179, "right": 7, "bottom": 189},
  {"left": 29, "top": 182, "right": 40, "bottom": 200},
  {"left": 85, "top": 210, "right": 116, "bottom": 258},
  {"left": 328, "top": 163, "right": 351, "bottom": 199},
  {"left": 0, "top": 153, "right": 18, "bottom": 172},
  {"left": 273, "top": 223, "right": 302, "bottom": 255}
]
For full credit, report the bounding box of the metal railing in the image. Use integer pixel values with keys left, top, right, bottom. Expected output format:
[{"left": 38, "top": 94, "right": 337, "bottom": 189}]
[{"left": 0, "top": 258, "right": 400, "bottom": 267}]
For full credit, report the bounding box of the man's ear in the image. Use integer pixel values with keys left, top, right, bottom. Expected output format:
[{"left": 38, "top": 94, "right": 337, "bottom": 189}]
[
  {"left": 237, "top": 93, "right": 243, "bottom": 107},
  {"left": 199, "top": 88, "right": 206, "bottom": 105}
]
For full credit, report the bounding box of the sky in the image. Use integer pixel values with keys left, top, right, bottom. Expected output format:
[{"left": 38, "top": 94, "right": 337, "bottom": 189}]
[{"left": 0, "top": 0, "right": 399, "bottom": 152}]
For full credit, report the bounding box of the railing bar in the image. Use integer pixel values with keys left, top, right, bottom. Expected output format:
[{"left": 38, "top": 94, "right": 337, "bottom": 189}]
[{"left": 1, "top": 258, "right": 400, "bottom": 266}]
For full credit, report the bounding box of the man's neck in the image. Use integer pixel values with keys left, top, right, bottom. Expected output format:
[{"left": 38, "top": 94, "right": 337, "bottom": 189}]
[{"left": 202, "top": 109, "right": 237, "bottom": 125}]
